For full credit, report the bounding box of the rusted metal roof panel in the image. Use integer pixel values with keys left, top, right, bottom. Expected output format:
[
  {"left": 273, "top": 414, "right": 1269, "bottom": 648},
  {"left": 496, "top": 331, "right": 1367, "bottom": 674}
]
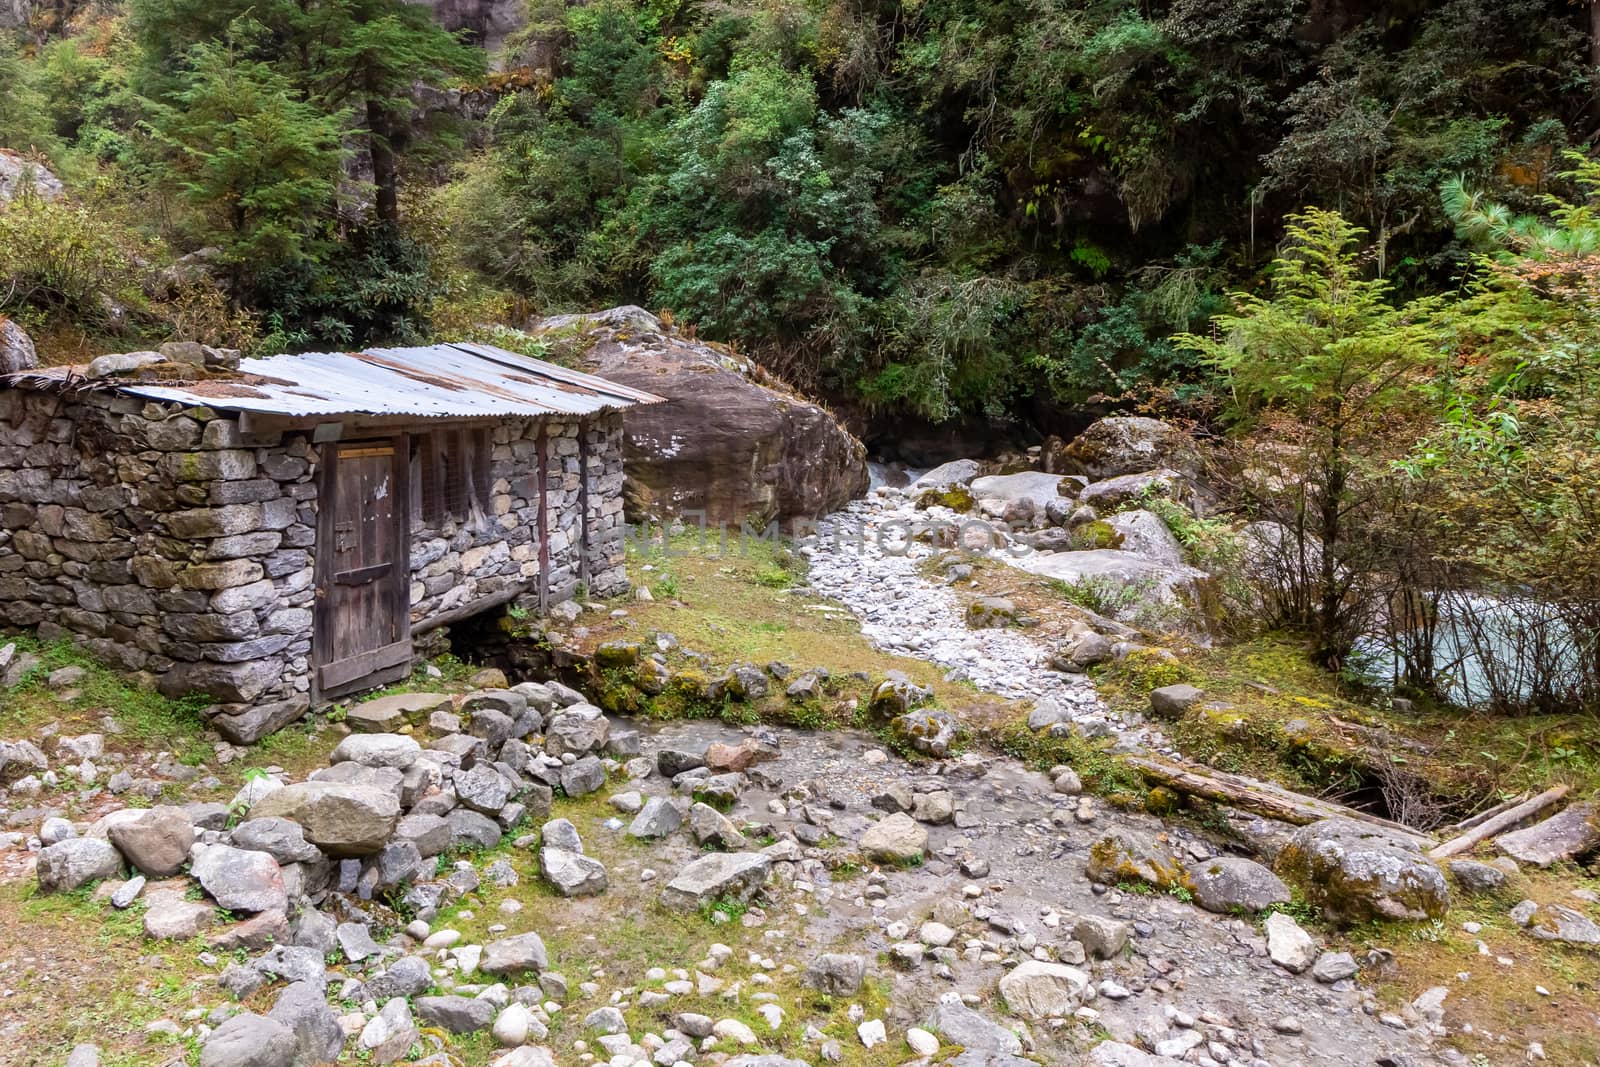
[{"left": 11, "top": 343, "right": 665, "bottom": 419}]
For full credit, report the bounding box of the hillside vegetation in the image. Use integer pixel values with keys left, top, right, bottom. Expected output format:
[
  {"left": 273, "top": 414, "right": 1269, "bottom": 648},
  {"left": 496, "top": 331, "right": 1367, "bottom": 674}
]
[{"left": 3, "top": 0, "right": 1599, "bottom": 424}]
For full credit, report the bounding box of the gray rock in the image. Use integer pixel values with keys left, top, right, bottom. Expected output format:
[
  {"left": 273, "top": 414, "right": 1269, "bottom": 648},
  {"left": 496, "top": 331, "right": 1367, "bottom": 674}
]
[
  {"left": 193, "top": 845, "right": 287, "bottom": 914},
  {"left": 37, "top": 838, "right": 124, "bottom": 892},
  {"left": 199, "top": 1012, "right": 297, "bottom": 1067},
  {"left": 1187, "top": 856, "right": 1291, "bottom": 914},
  {"left": 416, "top": 995, "right": 496, "bottom": 1033},
  {"left": 107, "top": 805, "right": 194, "bottom": 877},
  {"left": 1265, "top": 912, "right": 1319, "bottom": 973},
  {"left": 267, "top": 980, "right": 345, "bottom": 1066},
  {"left": 1072, "top": 914, "right": 1129, "bottom": 959},
  {"left": 656, "top": 748, "right": 706, "bottom": 778},
  {"left": 928, "top": 1004, "right": 1024, "bottom": 1062},
  {"left": 997, "top": 960, "right": 1091, "bottom": 1018},
  {"left": 1448, "top": 858, "right": 1508, "bottom": 895},
  {"left": 0, "top": 317, "right": 39, "bottom": 374},
  {"left": 110, "top": 874, "right": 146, "bottom": 909},
  {"left": 1311, "top": 951, "right": 1359, "bottom": 983},
  {"left": 628, "top": 797, "right": 683, "bottom": 839},
  {"left": 531, "top": 818, "right": 582, "bottom": 857},
  {"left": 65, "top": 1046, "right": 100, "bottom": 1067},
  {"left": 328, "top": 733, "right": 420, "bottom": 769},
  {"left": 230, "top": 817, "right": 322, "bottom": 865},
  {"left": 359, "top": 996, "right": 418, "bottom": 1063},
  {"left": 248, "top": 783, "right": 400, "bottom": 858},
  {"left": 561, "top": 756, "right": 607, "bottom": 797},
  {"left": 660, "top": 852, "right": 772, "bottom": 910},
  {"left": 364, "top": 955, "right": 432, "bottom": 999},
  {"left": 1496, "top": 802, "right": 1599, "bottom": 868},
  {"left": 803, "top": 953, "right": 865, "bottom": 996},
  {"left": 688, "top": 803, "right": 747, "bottom": 850},
  {"left": 1526, "top": 903, "right": 1600, "bottom": 946},
  {"left": 253, "top": 945, "right": 329, "bottom": 989},
  {"left": 336, "top": 922, "right": 383, "bottom": 962},
  {"left": 445, "top": 809, "right": 503, "bottom": 850},
  {"left": 39, "top": 816, "right": 75, "bottom": 845},
  {"left": 143, "top": 887, "right": 217, "bottom": 940},
  {"left": 540, "top": 847, "right": 608, "bottom": 896},
  {"left": 859, "top": 812, "right": 927, "bottom": 864},
  {"left": 1148, "top": 683, "right": 1203, "bottom": 720},
  {"left": 692, "top": 772, "right": 743, "bottom": 807},
  {"left": 481, "top": 932, "right": 549, "bottom": 976},
  {"left": 544, "top": 706, "right": 609, "bottom": 758},
  {"left": 1103, "top": 509, "right": 1185, "bottom": 567},
  {"left": 911, "top": 459, "right": 982, "bottom": 489},
  {"left": 455, "top": 764, "right": 514, "bottom": 814},
  {"left": 1085, "top": 827, "right": 1185, "bottom": 888},
  {"left": 395, "top": 813, "right": 452, "bottom": 858},
  {"left": 344, "top": 692, "right": 449, "bottom": 733},
  {"left": 585, "top": 1005, "right": 627, "bottom": 1034}
]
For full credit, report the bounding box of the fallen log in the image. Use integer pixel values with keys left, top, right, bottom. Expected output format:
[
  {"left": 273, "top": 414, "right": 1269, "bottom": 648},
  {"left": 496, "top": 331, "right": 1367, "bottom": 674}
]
[
  {"left": 1123, "top": 752, "right": 1436, "bottom": 846},
  {"left": 1445, "top": 791, "right": 1531, "bottom": 835},
  {"left": 1427, "top": 784, "right": 1570, "bottom": 861}
]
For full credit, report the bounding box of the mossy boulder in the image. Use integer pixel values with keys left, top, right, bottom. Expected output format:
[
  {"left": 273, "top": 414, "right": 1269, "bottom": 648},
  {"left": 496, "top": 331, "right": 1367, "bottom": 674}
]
[
  {"left": 916, "top": 486, "right": 975, "bottom": 513},
  {"left": 890, "top": 708, "right": 961, "bottom": 758},
  {"left": 1112, "top": 646, "right": 1191, "bottom": 692},
  {"left": 868, "top": 674, "right": 933, "bottom": 721},
  {"left": 1273, "top": 817, "right": 1450, "bottom": 925},
  {"left": 1085, "top": 827, "right": 1188, "bottom": 889},
  {"left": 964, "top": 596, "right": 1017, "bottom": 629},
  {"left": 594, "top": 641, "right": 640, "bottom": 670},
  {"left": 1069, "top": 520, "right": 1124, "bottom": 550}
]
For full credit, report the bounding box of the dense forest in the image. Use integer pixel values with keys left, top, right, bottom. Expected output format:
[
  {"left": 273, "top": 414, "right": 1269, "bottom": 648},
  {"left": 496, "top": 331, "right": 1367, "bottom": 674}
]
[{"left": 3, "top": 0, "right": 1598, "bottom": 427}]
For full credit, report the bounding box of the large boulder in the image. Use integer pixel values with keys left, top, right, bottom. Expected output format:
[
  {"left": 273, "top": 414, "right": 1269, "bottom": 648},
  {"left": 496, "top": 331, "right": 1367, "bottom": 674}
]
[
  {"left": 997, "top": 960, "right": 1090, "bottom": 1018},
  {"left": 1009, "top": 549, "right": 1214, "bottom": 627},
  {"left": 1187, "top": 856, "right": 1291, "bottom": 914},
  {"left": 1078, "top": 468, "right": 1189, "bottom": 512},
  {"left": 0, "top": 150, "right": 65, "bottom": 203},
  {"left": 1059, "top": 417, "right": 1196, "bottom": 480},
  {"left": 107, "top": 805, "right": 195, "bottom": 878},
  {"left": 248, "top": 783, "right": 400, "bottom": 857},
  {"left": 1102, "top": 509, "right": 1185, "bottom": 568},
  {"left": 1274, "top": 818, "right": 1449, "bottom": 924},
  {"left": 660, "top": 852, "right": 772, "bottom": 910},
  {"left": 37, "top": 838, "right": 124, "bottom": 892},
  {"left": 1495, "top": 802, "right": 1599, "bottom": 868},
  {"left": 1, "top": 317, "right": 38, "bottom": 375},
  {"left": 550, "top": 306, "right": 868, "bottom": 525}
]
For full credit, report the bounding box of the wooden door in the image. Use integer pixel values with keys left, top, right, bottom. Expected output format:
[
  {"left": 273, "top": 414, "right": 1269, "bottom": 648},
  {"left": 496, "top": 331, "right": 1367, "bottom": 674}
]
[{"left": 314, "top": 437, "right": 412, "bottom": 699}]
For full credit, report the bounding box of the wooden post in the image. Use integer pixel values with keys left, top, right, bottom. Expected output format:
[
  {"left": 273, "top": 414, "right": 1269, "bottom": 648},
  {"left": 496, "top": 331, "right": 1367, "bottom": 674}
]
[
  {"left": 536, "top": 421, "right": 549, "bottom": 615},
  {"left": 577, "top": 416, "right": 591, "bottom": 590}
]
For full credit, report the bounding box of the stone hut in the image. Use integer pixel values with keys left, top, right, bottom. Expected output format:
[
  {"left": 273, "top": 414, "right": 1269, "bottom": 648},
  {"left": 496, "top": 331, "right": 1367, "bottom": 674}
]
[{"left": 0, "top": 342, "right": 664, "bottom": 741}]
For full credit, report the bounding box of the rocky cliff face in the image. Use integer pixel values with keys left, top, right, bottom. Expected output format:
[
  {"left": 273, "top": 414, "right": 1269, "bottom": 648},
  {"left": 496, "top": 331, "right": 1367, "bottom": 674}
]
[
  {"left": 538, "top": 306, "right": 869, "bottom": 528},
  {"left": 409, "top": 0, "right": 525, "bottom": 55}
]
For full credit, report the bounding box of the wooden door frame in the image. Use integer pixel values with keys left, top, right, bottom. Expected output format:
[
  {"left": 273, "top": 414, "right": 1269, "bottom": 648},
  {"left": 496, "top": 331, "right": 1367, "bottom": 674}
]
[{"left": 312, "top": 433, "right": 413, "bottom": 702}]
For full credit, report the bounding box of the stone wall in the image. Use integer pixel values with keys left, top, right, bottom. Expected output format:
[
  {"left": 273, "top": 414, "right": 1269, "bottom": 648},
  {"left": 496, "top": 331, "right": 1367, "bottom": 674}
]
[
  {"left": 407, "top": 410, "right": 629, "bottom": 622},
  {"left": 0, "top": 388, "right": 630, "bottom": 741}
]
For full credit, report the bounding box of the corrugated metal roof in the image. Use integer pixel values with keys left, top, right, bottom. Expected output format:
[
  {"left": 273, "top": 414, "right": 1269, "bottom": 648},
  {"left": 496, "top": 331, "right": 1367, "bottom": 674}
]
[{"left": 5, "top": 342, "right": 665, "bottom": 419}]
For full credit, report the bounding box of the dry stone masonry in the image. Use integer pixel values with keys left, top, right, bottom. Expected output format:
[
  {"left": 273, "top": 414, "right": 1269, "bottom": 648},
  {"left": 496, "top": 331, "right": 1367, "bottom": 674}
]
[{"left": 0, "top": 372, "right": 631, "bottom": 740}]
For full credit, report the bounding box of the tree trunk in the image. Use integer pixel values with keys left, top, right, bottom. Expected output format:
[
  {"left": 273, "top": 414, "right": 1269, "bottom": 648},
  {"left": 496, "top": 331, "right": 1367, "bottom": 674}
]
[
  {"left": 1591, "top": 0, "right": 1600, "bottom": 68},
  {"left": 366, "top": 94, "right": 399, "bottom": 227},
  {"left": 1316, "top": 417, "right": 1347, "bottom": 668}
]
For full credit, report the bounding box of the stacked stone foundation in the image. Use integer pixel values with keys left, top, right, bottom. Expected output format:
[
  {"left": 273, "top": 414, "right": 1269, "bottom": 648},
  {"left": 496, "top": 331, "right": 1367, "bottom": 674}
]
[{"left": 0, "top": 387, "right": 630, "bottom": 739}]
